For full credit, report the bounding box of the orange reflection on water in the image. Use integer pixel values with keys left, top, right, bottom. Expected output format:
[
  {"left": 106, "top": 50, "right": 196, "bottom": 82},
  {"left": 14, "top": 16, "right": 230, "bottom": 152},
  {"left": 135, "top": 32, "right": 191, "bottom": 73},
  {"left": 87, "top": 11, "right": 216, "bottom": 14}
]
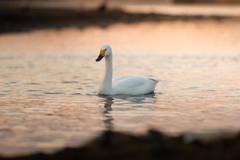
[{"left": 0, "top": 20, "right": 240, "bottom": 157}]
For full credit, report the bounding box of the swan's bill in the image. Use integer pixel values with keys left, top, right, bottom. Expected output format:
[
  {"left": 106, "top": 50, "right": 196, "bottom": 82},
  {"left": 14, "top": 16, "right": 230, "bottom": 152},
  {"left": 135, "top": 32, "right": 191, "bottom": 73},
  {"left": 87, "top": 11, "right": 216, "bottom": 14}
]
[
  {"left": 100, "top": 50, "right": 105, "bottom": 57},
  {"left": 96, "top": 50, "right": 105, "bottom": 62},
  {"left": 96, "top": 54, "right": 103, "bottom": 62}
]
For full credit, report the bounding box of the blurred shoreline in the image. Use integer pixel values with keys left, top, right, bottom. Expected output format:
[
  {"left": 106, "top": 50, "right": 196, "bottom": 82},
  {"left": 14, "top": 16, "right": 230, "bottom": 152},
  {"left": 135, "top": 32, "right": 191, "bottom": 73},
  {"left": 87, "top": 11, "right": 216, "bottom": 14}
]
[
  {"left": 1, "top": 2, "right": 240, "bottom": 33},
  {"left": 1, "top": 129, "right": 240, "bottom": 160}
]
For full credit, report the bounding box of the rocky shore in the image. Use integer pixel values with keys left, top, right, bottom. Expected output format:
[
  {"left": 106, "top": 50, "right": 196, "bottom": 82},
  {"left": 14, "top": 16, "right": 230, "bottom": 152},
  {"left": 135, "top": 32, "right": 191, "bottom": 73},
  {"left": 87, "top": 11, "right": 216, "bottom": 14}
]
[{"left": 1, "top": 130, "right": 240, "bottom": 160}]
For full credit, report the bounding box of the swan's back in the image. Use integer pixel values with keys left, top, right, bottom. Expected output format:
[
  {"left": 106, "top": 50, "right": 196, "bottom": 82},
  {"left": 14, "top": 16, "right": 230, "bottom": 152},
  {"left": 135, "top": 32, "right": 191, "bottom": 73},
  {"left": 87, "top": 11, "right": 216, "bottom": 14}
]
[{"left": 112, "top": 75, "right": 160, "bottom": 95}]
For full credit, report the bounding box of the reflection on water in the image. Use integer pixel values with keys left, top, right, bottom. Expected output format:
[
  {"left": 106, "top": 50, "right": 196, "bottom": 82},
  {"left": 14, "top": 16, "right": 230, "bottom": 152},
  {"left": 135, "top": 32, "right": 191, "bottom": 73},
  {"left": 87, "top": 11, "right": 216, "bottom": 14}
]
[
  {"left": 101, "top": 93, "right": 157, "bottom": 130},
  {"left": 0, "top": 20, "right": 240, "bottom": 157},
  {"left": 102, "top": 96, "right": 114, "bottom": 130}
]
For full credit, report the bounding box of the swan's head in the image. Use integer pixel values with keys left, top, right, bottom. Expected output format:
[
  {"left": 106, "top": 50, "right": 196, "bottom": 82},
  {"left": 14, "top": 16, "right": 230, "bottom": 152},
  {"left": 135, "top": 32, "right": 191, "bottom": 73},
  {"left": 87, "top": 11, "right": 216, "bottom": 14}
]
[{"left": 96, "top": 44, "right": 112, "bottom": 62}]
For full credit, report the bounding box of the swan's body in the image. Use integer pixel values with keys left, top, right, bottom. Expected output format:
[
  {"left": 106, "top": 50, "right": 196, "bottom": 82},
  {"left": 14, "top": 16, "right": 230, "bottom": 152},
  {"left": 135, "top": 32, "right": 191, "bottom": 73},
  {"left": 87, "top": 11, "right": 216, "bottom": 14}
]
[{"left": 96, "top": 44, "right": 160, "bottom": 95}]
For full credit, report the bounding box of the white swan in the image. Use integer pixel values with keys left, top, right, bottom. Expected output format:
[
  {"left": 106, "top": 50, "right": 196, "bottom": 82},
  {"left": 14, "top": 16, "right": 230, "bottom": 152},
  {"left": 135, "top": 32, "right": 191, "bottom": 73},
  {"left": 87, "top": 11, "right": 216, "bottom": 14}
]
[{"left": 96, "top": 44, "right": 160, "bottom": 95}]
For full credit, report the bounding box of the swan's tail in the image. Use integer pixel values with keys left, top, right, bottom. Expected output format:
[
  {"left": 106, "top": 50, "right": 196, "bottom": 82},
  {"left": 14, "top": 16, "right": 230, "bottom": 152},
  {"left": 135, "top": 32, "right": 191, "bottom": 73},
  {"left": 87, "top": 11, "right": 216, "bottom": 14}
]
[
  {"left": 148, "top": 78, "right": 160, "bottom": 92},
  {"left": 148, "top": 78, "right": 161, "bottom": 82},
  {"left": 141, "top": 74, "right": 161, "bottom": 82},
  {"left": 140, "top": 74, "right": 161, "bottom": 82}
]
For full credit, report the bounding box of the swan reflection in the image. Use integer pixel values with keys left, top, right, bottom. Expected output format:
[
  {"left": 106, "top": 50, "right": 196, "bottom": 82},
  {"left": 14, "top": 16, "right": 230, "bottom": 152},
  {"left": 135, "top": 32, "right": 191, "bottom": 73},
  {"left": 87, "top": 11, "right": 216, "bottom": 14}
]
[
  {"left": 115, "top": 92, "right": 156, "bottom": 103},
  {"left": 99, "top": 93, "right": 157, "bottom": 130},
  {"left": 101, "top": 96, "right": 114, "bottom": 130}
]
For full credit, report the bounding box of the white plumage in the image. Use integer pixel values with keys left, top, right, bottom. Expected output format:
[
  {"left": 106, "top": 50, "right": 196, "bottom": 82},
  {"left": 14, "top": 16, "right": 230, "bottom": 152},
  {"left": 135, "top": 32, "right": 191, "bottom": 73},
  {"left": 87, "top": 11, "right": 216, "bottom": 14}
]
[{"left": 96, "top": 44, "right": 160, "bottom": 95}]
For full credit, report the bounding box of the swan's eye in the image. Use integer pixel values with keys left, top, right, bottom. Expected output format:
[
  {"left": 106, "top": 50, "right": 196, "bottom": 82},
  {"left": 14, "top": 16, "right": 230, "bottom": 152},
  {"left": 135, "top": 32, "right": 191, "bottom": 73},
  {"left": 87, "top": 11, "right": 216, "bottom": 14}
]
[{"left": 105, "top": 49, "right": 107, "bottom": 51}]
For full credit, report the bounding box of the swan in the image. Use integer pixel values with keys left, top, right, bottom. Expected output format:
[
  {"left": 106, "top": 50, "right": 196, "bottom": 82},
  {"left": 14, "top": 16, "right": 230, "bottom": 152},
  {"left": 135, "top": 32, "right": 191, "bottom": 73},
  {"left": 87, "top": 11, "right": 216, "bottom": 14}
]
[{"left": 96, "top": 44, "right": 160, "bottom": 95}]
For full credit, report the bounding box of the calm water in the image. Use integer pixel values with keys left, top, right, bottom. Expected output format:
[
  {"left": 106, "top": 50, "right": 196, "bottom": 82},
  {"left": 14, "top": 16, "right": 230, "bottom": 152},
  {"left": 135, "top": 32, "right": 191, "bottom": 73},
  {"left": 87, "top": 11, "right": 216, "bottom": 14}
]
[{"left": 0, "top": 20, "right": 240, "bottom": 157}]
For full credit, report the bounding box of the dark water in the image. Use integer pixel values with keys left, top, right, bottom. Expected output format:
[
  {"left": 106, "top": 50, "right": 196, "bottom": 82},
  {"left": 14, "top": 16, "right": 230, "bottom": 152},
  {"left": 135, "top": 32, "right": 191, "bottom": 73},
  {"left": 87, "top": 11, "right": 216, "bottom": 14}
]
[{"left": 0, "top": 20, "right": 240, "bottom": 157}]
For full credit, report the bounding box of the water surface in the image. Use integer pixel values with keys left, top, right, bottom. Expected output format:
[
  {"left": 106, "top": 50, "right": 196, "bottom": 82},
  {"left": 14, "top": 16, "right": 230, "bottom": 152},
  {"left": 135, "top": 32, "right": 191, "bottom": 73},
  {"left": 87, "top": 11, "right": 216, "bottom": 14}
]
[{"left": 0, "top": 20, "right": 240, "bottom": 157}]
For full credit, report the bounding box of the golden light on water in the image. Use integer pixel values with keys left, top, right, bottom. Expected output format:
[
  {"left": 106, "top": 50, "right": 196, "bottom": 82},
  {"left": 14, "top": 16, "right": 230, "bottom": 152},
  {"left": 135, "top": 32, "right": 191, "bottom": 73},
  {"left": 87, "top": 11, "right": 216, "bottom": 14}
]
[
  {"left": 1, "top": 20, "right": 240, "bottom": 55},
  {"left": 0, "top": 19, "right": 240, "bottom": 157}
]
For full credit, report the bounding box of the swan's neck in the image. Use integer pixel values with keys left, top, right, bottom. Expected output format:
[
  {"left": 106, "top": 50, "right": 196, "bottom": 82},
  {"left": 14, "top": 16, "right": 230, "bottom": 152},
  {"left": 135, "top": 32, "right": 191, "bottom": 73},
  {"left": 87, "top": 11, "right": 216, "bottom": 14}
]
[
  {"left": 99, "top": 54, "right": 113, "bottom": 95},
  {"left": 103, "top": 55, "right": 113, "bottom": 87}
]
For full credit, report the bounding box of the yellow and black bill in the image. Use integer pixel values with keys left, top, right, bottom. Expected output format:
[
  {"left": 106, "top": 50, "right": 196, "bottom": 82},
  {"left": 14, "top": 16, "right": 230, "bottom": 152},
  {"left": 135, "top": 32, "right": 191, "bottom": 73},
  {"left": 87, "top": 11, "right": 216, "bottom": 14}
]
[{"left": 96, "top": 50, "right": 105, "bottom": 62}]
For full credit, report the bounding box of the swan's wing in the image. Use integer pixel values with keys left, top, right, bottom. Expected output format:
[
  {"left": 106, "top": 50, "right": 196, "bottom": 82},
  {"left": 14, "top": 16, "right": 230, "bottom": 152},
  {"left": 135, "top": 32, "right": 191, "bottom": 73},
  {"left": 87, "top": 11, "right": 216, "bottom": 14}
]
[
  {"left": 113, "top": 75, "right": 132, "bottom": 82},
  {"left": 113, "top": 76, "right": 146, "bottom": 88},
  {"left": 113, "top": 76, "right": 159, "bottom": 95}
]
